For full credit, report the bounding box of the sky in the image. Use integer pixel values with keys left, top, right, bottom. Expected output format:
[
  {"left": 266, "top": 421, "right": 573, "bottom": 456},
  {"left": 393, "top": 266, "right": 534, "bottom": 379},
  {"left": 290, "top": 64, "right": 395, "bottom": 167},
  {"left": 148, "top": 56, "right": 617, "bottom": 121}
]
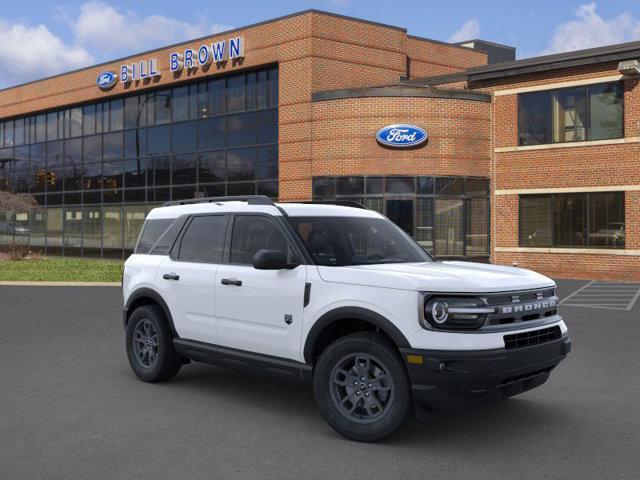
[{"left": 2, "top": 0, "right": 640, "bottom": 88}]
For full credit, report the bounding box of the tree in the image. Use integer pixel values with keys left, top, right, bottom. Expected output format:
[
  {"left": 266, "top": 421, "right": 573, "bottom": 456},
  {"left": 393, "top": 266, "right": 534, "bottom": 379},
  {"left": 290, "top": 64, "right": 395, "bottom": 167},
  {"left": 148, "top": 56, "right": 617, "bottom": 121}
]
[{"left": 0, "top": 191, "right": 37, "bottom": 214}]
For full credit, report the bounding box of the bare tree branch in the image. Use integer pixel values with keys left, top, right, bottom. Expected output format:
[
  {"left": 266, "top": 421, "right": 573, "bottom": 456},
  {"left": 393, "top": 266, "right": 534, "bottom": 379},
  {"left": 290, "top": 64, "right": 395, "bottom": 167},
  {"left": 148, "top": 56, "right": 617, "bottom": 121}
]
[{"left": 0, "top": 191, "right": 37, "bottom": 214}]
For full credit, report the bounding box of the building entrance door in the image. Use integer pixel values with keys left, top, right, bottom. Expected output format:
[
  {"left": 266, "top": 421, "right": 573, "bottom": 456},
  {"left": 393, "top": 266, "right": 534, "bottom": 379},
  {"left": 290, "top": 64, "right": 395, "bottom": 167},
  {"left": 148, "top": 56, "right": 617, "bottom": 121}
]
[{"left": 386, "top": 199, "right": 414, "bottom": 236}]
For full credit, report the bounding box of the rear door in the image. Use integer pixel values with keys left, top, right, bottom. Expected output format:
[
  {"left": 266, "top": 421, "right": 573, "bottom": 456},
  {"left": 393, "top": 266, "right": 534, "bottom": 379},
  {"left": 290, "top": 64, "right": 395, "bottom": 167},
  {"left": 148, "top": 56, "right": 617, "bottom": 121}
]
[
  {"left": 158, "top": 214, "right": 229, "bottom": 345},
  {"left": 214, "top": 214, "right": 307, "bottom": 360}
]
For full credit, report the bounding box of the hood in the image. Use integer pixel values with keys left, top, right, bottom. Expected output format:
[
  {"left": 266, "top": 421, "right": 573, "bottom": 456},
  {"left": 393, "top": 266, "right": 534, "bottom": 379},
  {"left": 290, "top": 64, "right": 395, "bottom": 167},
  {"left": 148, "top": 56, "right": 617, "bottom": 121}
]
[{"left": 317, "top": 261, "right": 555, "bottom": 293}]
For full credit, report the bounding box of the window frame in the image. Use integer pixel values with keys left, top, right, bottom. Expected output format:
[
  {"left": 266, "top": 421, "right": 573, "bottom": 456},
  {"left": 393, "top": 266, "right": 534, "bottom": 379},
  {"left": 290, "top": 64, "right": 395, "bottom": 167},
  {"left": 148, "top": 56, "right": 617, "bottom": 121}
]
[
  {"left": 518, "top": 192, "right": 625, "bottom": 249},
  {"left": 517, "top": 81, "right": 624, "bottom": 146}
]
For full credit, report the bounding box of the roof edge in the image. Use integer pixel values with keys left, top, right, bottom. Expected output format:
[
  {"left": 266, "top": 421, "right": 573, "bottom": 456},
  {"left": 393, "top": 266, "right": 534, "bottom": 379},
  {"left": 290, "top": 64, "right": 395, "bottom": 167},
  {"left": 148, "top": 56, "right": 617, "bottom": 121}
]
[{"left": 311, "top": 85, "right": 491, "bottom": 103}]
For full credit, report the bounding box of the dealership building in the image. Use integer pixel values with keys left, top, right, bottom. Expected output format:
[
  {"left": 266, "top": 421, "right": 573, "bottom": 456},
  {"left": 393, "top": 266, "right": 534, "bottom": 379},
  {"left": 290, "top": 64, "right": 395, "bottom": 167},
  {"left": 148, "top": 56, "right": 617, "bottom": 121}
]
[{"left": 0, "top": 10, "right": 639, "bottom": 280}]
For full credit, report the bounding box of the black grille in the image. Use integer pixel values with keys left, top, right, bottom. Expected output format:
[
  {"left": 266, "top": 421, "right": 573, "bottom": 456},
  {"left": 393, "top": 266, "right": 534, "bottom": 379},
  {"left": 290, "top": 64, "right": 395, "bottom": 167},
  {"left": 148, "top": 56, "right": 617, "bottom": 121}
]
[
  {"left": 504, "top": 326, "right": 562, "bottom": 350},
  {"left": 484, "top": 289, "right": 559, "bottom": 327}
]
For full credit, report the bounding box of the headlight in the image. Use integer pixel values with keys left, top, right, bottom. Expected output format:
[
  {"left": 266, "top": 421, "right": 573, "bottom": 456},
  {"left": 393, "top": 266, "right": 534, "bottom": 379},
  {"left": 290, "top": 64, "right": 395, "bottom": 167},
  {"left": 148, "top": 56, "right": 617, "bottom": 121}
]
[{"left": 422, "top": 296, "right": 495, "bottom": 330}]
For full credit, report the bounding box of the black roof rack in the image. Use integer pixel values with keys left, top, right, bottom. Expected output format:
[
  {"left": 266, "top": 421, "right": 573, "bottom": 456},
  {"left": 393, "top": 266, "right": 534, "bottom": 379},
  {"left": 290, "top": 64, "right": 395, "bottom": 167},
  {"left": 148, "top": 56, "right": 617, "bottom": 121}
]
[
  {"left": 162, "top": 195, "right": 275, "bottom": 207},
  {"left": 294, "top": 200, "right": 368, "bottom": 210}
]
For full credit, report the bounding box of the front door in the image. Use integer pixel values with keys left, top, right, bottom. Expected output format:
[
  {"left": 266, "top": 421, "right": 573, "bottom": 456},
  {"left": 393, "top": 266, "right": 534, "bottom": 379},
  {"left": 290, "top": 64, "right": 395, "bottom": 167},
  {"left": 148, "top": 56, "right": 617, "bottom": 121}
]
[
  {"left": 215, "top": 214, "right": 307, "bottom": 361},
  {"left": 386, "top": 199, "right": 414, "bottom": 236}
]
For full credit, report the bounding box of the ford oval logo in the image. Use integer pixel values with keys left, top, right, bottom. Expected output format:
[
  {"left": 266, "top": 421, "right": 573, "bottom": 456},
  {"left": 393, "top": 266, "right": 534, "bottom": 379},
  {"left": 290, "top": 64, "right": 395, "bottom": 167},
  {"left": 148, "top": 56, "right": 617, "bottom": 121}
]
[
  {"left": 96, "top": 71, "right": 118, "bottom": 90},
  {"left": 376, "top": 124, "right": 428, "bottom": 148}
]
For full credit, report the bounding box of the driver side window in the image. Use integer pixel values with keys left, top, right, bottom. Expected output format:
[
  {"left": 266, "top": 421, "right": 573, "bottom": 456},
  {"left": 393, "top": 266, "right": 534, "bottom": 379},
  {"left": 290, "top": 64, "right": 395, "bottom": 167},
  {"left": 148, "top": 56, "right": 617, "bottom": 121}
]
[{"left": 229, "top": 215, "right": 297, "bottom": 265}]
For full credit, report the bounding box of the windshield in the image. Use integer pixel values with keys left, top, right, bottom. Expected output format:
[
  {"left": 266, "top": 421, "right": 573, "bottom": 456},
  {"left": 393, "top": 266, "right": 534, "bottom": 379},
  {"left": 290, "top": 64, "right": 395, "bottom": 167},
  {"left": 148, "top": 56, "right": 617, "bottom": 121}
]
[{"left": 289, "top": 216, "right": 432, "bottom": 266}]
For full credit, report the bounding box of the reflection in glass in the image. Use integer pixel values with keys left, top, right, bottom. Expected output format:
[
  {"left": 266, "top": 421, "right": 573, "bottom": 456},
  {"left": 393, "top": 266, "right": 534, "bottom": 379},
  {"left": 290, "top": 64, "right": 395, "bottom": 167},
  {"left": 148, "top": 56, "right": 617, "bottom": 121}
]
[
  {"left": 435, "top": 198, "right": 464, "bottom": 257},
  {"left": 103, "top": 206, "right": 123, "bottom": 258}
]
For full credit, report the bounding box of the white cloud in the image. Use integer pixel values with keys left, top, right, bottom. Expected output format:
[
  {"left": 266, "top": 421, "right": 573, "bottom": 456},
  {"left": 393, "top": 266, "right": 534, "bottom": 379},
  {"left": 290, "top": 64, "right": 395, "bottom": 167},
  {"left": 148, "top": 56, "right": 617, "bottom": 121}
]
[
  {"left": 71, "top": 1, "right": 232, "bottom": 55},
  {"left": 542, "top": 3, "right": 640, "bottom": 54},
  {"left": 0, "top": 20, "right": 93, "bottom": 88},
  {"left": 448, "top": 18, "right": 481, "bottom": 43}
]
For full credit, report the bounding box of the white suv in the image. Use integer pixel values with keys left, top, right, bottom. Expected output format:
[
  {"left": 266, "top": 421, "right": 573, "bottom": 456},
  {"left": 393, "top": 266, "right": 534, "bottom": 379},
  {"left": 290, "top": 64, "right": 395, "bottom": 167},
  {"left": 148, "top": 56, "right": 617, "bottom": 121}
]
[{"left": 122, "top": 195, "right": 571, "bottom": 442}]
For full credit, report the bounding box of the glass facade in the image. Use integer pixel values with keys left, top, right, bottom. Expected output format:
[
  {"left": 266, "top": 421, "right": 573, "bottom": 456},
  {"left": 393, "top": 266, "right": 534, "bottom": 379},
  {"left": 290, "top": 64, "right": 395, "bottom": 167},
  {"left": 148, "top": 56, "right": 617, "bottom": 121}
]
[
  {"left": 0, "top": 66, "right": 278, "bottom": 258},
  {"left": 313, "top": 175, "right": 490, "bottom": 259}
]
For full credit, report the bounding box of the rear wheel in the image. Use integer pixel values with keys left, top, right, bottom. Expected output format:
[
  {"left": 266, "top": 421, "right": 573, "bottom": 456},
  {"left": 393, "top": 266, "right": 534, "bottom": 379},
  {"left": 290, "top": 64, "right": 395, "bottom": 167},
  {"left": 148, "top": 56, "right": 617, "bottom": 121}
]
[
  {"left": 126, "top": 305, "right": 181, "bottom": 382},
  {"left": 313, "top": 332, "right": 412, "bottom": 442}
]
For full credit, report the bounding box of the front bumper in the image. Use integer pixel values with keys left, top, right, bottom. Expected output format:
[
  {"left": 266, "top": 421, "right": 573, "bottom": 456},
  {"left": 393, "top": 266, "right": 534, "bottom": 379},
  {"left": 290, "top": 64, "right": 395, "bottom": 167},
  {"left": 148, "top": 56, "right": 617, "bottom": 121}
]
[{"left": 400, "top": 334, "right": 571, "bottom": 411}]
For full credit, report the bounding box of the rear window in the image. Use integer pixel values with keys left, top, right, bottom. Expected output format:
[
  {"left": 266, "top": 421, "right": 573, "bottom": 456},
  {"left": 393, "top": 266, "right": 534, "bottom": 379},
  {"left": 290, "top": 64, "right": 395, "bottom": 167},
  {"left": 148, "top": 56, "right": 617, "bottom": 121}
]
[{"left": 135, "top": 219, "right": 175, "bottom": 254}]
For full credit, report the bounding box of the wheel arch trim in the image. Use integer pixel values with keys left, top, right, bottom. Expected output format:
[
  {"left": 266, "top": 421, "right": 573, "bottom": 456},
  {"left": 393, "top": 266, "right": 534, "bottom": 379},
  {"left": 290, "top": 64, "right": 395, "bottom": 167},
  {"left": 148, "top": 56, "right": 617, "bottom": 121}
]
[
  {"left": 124, "top": 287, "right": 178, "bottom": 337},
  {"left": 303, "top": 307, "right": 411, "bottom": 363}
]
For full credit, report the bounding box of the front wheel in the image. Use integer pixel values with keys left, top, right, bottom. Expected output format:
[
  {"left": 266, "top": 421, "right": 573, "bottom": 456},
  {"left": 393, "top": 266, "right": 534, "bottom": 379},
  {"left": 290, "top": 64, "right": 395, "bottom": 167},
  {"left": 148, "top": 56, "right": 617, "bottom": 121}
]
[
  {"left": 126, "top": 305, "right": 181, "bottom": 382},
  {"left": 313, "top": 332, "right": 412, "bottom": 442}
]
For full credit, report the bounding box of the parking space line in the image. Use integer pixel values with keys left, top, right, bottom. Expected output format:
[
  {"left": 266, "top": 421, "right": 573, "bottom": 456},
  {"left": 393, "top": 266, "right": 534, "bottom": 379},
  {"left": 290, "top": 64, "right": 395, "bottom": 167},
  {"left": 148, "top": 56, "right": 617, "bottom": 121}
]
[
  {"left": 560, "top": 280, "right": 640, "bottom": 311},
  {"left": 559, "top": 281, "right": 595, "bottom": 305}
]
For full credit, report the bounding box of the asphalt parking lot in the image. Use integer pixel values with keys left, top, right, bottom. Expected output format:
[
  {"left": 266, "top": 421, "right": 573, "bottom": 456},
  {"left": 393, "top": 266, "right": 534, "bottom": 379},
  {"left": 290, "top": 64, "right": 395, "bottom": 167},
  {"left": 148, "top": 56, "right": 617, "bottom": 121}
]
[{"left": 0, "top": 280, "right": 638, "bottom": 480}]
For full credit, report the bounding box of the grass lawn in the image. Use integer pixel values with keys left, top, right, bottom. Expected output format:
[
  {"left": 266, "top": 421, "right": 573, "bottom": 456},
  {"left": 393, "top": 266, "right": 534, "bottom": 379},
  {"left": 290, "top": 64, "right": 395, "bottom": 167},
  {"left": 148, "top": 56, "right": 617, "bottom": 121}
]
[{"left": 0, "top": 258, "right": 124, "bottom": 282}]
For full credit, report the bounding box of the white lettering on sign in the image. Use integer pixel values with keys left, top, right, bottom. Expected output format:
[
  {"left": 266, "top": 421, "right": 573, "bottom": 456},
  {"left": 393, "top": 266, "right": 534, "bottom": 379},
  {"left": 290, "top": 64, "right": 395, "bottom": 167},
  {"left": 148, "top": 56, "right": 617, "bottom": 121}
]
[{"left": 386, "top": 128, "right": 417, "bottom": 143}]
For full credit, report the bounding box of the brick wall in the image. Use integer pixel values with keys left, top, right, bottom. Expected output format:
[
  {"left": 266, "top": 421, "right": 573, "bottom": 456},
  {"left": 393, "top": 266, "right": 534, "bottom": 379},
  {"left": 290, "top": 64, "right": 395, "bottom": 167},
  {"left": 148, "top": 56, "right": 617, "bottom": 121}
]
[{"left": 482, "top": 63, "right": 640, "bottom": 281}]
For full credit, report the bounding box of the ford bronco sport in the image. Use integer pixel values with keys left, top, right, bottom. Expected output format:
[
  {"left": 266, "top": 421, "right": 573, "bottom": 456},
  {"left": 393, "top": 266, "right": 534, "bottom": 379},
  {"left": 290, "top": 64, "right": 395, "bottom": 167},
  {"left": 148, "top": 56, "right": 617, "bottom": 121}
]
[{"left": 122, "top": 195, "right": 571, "bottom": 442}]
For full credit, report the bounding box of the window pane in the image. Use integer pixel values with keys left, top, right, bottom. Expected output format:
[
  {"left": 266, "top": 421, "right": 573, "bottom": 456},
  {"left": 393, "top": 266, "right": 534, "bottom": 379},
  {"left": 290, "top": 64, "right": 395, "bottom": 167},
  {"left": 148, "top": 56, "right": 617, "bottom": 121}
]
[
  {"left": 124, "top": 96, "right": 139, "bottom": 129},
  {"left": 47, "top": 113, "right": 58, "bottom": 141},
  {"left": 83, "top": 161, "right": 102, "bottom": 190},
  {"left": 553, "top": 88, "right": 587, "bottom": 142},
  {"left": 63, "top": 207, "right": 82, "bottom": 254},
  {"left": 46, "top": 207, "right": 63, "bottom": 253},
  {"left": 386, "top": 177, "right": 414, "bottom": 194},
  {"left": 103, "top": 132, "right": 123, "bottom": 160},
  {"left": 207, "top": 79, "right": 225, "bottom": 116},
  {"left": 13, "top": 146, "right": 29, "bottom": 193},
  {"left": 154, "top": 91, "right": 171, "bottom": 124},
  {"left": 147, "top": 125, "right": 171, "bottom": 155},
  {"left": 198, "top": 117, "right": 225, "bottom": 150},
  {"left": 313, "top": 177, "right": 336, "bottom": 198},
  {"left": 123, "top": 158, "right": 147, "bottom": 188},
  {"left": 257, "top": 180, "right": 278, "bottom": 198},
  {"left": 172, "top": 86, "right": 189, "bottom": 122},
  {"left": 227, "top": 182, "right": 255, "bottom": 196},
  {"left": 227, "top": 75, "right": 245, "bottom": 113},
  {"left": 519, "top": 195, "right": 553, "bottom": 247},
  {"left": 554, "top": 193, "right": 586, "bottom": 247},
  {"left": 198, "top": 151, "right": 226, "bottom": 183},
  {"left": 257, "top": 109, "right": 277, "bottom": 144},
  {"left": 227, "top": 148, "right": 255, "bottom": 181},
  {"left": 466, "top": 197, "right": 488, "bottom": 256},
  {"left": 124, "top": 128, "right": 146, "bottom": 158},
  {"left": 246, "top": 72, "right": 256, "bottom": 110},
  {"left": 151, "top": 156, "right": 171, "bottom": 186},
  {"left": 64, "top": 138, "right": 82, "bottom": 192},
  {"left": 268, "top": 68, "right": 278, "bottom": 108},
  {"left": 366, "top": 177, "right": 383, "bottom": 195},
  {"left": 83, "top": 135, "right": 102, "bottom": 163},
  {"left": 4, "top": 121, "right": 14, "bottom": 146},
  {"left": 227, "top": 112, "right": 256, "bottom": 147},
  {"left": 256, "top": 146, "right": 277, "bottom": 180},
  {"left": 466, "top": 177, "right": 489, "bottom": 197},
  {"left": 35, "top": 115, "right": 46, "bottom": 143},
  {"left": 70, "top": 108, "right": 83, "bottom": 137},
  {"left": 103, "top": 206, "right": 123, "bottom": 256},
  {"left": 434, "top": 198, "right": 464, "bottom": 257},
  {"left": 417, "top": 176, "right": 434, "bottom": 195},
  {"left": 178, "top": 215, "right": 226, "bottom": 263},
  {"left": 172, "top": 120, "right": 197, "bottom": 153},
  {"left": 589, "top": 83, "right": 623, "bottom": 140},
  {"left": 110, "top": 100, "right": 123, "bottom": 131},
  {"left": 257, "top": 70, "right": 268, "bottom": 109},
  {"left": 102, "top": 160, "right": 122, "bottom": 190},
  {"left": 416, "top": 197, "right": 433, "bottom": 251},
  {"left": 172, "top": 154, "right": 197, "bottom": 185},
  {"left": 588, "top": 192, "right": 625, "bottom": 248},
  {"left": 83, "top": 105, "right": 96, "bottom": 135},
  {"left": 230, "top": 215, "right": 289, "bottom": 264},
  {"left": 124, "top": 205, "right": 146, "bottom": 249},
  {"left": 336, "top": 177, "right": 364, "bottom": 195},
  {"left": 29, "top": 207, "right": 46, "bottom": 249},
  {"left": 518, "top": 91, "right": 552, "bottom": 145},
  {"left": 435, "top": 177, "right": 464, "bottom": 195},
  {"left": 83, "top": 206, "right": 102, "bottom": 254}
]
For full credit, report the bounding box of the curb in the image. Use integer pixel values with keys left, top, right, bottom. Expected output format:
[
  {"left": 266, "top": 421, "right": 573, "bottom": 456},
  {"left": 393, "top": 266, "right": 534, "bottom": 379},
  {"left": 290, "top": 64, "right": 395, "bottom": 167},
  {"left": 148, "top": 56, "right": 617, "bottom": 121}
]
[{"left": 0, "top": 281, "right": 121, "bottom": 287}]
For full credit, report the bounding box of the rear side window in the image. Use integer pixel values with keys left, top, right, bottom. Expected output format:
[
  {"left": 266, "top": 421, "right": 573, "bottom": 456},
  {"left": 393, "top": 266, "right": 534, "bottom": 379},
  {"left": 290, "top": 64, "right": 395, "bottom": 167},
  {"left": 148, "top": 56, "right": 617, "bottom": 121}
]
[
  {"left": 177, "top": 215, "right": 227, "bottom": 263},
  {"left": 136, "top": 219, "right": 174, "bottom": 254},
  {"left": 149, "top": 217, "right": 188, "bottom": 255}
]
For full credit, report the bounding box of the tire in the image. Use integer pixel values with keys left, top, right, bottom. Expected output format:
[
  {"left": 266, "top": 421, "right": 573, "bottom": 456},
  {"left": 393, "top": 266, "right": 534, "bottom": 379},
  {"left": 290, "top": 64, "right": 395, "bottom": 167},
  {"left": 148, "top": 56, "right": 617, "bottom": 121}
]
[
  {"left": 126, "top": 305, "right": 181, "bottom": 383},
  {"left": 313, "top": 331, "right": 413, "bottom": 442}
]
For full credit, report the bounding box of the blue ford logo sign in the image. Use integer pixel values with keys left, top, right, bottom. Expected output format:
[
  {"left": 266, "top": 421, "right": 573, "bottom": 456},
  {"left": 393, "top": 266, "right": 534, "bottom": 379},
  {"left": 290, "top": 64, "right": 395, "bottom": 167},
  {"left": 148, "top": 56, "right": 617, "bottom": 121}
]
[
  {"left": 376, "top": 124, "right": 428, "bottom": 148},
  {"left": 96, "top": 71, "right": 118, "bottom": 90}
]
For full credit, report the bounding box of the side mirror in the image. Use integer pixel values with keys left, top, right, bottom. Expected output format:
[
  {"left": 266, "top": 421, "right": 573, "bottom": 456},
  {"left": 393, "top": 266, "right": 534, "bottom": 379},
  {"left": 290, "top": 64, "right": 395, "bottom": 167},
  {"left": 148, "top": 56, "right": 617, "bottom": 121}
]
[{"left": 252, "top": 249, "right": 295, "bottom": 270}]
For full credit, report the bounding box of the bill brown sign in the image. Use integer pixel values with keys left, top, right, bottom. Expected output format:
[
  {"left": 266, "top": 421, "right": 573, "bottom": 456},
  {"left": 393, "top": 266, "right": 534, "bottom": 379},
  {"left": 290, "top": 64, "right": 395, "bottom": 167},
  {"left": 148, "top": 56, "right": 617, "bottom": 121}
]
[{"left": 97, "top": 36, "right": 245, "bottom": 89}]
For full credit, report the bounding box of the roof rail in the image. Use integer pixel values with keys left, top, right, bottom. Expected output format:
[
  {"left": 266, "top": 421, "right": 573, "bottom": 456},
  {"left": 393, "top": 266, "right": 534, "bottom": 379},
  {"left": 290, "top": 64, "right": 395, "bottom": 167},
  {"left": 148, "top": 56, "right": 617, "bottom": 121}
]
[
  {"left": 295, "top": 200, "right": 369, "bottom": 210},
  {"left": 162, "top": 195, "right": 275, "bottom": 207}
]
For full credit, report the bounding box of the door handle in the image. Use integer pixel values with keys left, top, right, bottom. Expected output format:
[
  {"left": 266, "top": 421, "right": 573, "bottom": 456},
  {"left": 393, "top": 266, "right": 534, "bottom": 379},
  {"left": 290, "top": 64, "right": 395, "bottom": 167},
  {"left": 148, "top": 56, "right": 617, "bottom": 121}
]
[
  {"left": 163, "top": 273, "right": 180, "bottom": 281},
  {"left": 221, "top": 278, "right": 242, "bottom": 286}
]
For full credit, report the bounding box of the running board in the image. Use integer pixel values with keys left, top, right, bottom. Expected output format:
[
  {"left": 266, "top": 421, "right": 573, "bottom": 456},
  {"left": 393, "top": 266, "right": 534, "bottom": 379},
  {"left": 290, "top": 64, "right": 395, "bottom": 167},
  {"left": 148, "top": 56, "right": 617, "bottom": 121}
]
[{"left": 173, "top": 338, "right": 313, "bottom": 383}]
